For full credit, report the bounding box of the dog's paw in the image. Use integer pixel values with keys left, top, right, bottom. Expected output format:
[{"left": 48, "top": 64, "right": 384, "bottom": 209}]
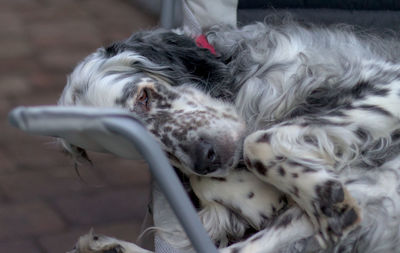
[
  {"left": 243, "top": 129, "right": 362, "bottom": 248},
  {"left": 67, "top": 230, "right": 124, "bottom": 253},
  {"left": 312, "top": 180, "right": 362, "bottom": 248},
  {"left": 68, "top": 229, "right": 153, "bottom": 253},
  {"left": 101, "top": 245, "right": 124, "bottom": 253}
]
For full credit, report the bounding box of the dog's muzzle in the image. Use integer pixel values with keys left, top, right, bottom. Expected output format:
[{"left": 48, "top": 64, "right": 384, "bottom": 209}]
[{"left": 189, "top": 135, "right": 237, "bottom": 176}]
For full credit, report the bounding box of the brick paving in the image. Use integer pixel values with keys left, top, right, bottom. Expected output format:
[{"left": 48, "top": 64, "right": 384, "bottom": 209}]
[{"left": 0, "top": 0, "right": 158, "bottom": 252}]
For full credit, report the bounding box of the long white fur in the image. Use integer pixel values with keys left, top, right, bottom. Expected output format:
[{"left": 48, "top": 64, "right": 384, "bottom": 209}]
[{"left": 62, "top": 20, "right": 400, "bottom": 253}]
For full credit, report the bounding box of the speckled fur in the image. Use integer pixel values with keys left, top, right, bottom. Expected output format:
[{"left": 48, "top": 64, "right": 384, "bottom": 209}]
[{"left": 62, "top": 20, "right": 400, "bottom": 253}]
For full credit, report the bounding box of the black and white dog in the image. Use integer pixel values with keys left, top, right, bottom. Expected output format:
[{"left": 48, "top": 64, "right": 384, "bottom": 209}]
[{"left": 61, "top": 20, "right": 400, "bottom": 253}]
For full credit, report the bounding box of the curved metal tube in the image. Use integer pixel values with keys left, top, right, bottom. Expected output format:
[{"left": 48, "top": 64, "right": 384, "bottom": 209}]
[{"left": 8, "top": 106, "right": 218, "bottom": 253}]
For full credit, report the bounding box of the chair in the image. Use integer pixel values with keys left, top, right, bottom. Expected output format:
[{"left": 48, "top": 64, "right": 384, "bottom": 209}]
[{"left": 8, "top": 106, "right": 218, "bottom": 253}]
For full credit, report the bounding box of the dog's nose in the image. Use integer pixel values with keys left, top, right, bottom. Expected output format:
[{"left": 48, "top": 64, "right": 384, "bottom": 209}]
[{"left": 193, "top": 138, "right": 220, "bottom": 175}]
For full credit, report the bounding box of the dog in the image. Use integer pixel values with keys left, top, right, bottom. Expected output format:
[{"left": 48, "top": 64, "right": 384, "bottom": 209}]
[{"left": 60, "top": 19, "right": 400, "bottom": 253}]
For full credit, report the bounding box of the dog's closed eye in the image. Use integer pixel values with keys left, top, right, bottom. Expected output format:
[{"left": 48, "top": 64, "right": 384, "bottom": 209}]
[
  {"left": 137, "top": 89, "right": 148, "bottom": 104},
  {"left": 135, "top": 88, "right": 150, "bottom": 112}
]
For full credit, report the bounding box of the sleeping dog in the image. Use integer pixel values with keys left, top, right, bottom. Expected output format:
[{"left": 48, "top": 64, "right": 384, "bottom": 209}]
[{"left": 61, "top": 20, "right": 400, "bottom": 253}]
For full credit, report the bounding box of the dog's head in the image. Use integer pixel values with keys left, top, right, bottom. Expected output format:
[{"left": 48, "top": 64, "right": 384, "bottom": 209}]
[{"left": 59, "top": 30, "right": 246, "bottom": 176}]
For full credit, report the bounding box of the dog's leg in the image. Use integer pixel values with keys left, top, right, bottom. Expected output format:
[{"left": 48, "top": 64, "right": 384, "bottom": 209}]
[
  {"left": 69, "top": 209, "right": 315, "bottom": 253},
  {"left": 219, "top": 206, "right": 317, "bottom": 253},
  {"left": 243, "top": 121, "right": 362, "bottom": 247},
  {"left": 67, "top": 230, "right": 153, "bottom": 253}
]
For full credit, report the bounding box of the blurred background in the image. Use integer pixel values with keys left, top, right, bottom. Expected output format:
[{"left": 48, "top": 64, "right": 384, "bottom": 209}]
[{"left": 0, "top": 0, "right": 162, "bottom": 252}]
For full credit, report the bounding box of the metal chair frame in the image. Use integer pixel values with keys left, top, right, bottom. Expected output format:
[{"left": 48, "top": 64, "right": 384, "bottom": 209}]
[{"left": 9, "top": 106, "right": 219, "bottom": 253}]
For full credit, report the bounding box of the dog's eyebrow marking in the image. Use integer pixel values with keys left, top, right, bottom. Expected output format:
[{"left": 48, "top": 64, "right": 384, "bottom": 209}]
[
  {"left": 115, "top": 81, "right": 138, "bottom": 105},
  {"left": 115, "top": 77, "right": 158, "bottom": 106}
]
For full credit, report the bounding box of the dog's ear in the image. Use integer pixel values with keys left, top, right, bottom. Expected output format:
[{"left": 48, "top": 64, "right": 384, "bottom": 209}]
[{"left": 105, "top": 31, "right": 234, "bottom": 100}]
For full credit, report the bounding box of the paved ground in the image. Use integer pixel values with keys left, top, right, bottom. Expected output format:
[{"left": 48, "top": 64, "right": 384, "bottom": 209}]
[{"left": 0, "top": 0, "right": 158, "bottom": 252}]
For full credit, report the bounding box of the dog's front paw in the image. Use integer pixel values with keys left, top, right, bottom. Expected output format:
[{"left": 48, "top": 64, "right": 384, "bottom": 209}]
[
  {"left": 67, "top": 230, "right": 125, "bottom": 253},
  {"left": 243, "top": 129, "right": 362, "bottom": 248},
  {"left": 102, "top": 245, "right": 124, "bottom": 253},
  {"left": 68, "top": 229, "right": 152, "bottom": 253},
  {"left": 313, "top": 180, "right": 362, "bottom": 247}
]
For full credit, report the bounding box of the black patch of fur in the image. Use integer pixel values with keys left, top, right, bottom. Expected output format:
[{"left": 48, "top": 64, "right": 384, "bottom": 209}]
[
  {"left": 350, "top": 81, "right": 389, "bottom": 98},
  {"left": 357, "top": 104, "right": 392, "bottom": 116},
  {"left": 104, "top": 30, "right": 234, "bottom": 100},
  {"left": 286, "top": 80, "right": 389, "bottom": 120},
  {"left": 254, "top": 160, "right": 268, "bottom": 175}
]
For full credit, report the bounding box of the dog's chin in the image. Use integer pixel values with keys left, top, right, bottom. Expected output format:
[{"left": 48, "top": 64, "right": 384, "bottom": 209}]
[
  {"left": 171, "top": 160, "right": 231, "bottom": 177},
  {"left": 184, "top": 154, "right": 240, "bottom": 177},
  {"left": 197, "top": 166, "right": 231, "bottom": 177},
  {"left": 168, "top": 138, "right": 243, "bottom": 177}
]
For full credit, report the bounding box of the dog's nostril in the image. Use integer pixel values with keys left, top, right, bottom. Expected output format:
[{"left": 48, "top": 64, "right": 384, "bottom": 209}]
[
  {"left": 192, "top": 139, "right": 220, "bottom": 174},
  {"left": 207, "top": 148, "right": 216, "bottom": 161}
]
